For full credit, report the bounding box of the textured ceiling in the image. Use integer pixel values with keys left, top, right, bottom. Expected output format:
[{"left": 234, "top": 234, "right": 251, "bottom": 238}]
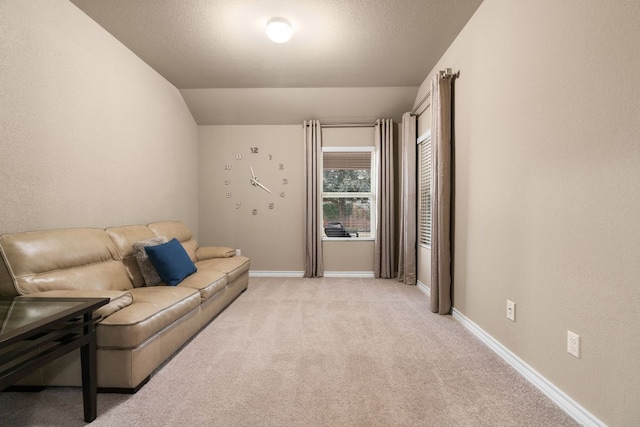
[{"left": 69, "top": 0, "right": 483, "bottom": 89}]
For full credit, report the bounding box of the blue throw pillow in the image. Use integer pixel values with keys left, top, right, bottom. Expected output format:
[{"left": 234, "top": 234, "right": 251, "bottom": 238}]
[{"left": 145, "top": 238, "right": 197, "bottom": 286}]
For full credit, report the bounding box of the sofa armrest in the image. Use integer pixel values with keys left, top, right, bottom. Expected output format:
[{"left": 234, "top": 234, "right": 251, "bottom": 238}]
[
  {"left": 24, "top": 290, "right": 133, "bottom": 320},
  {"left": 196, "top": 246, "right": 236, "bottom": 261}
]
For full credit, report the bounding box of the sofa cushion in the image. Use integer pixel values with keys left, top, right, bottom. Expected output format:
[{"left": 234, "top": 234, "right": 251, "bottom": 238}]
[
  {"left": 0, "top": 228, "right": 132, "bottom": 295},
  {"left": 178, "top": 269, "right": 227, "bottom": 302},
  {"left": 146, "top": 239, "right": 197, "bottom": 286},
  {"left": 105, "top": 225, "right": 158, "bottom": 288},
  {"left": 25, "top": 290, "right": 133, "bottom": 319},
  {"left": 196, "top": 256, "right": 250, "bottom": 282},
  {"left": 148, "top": 221, "right": 198, "bottom": 262},
  {"left": 97, "top": 286, "right": 200, "bottom": 349},
  {"left": 132, "top": 237, "right": 167, "bottom": 286}
]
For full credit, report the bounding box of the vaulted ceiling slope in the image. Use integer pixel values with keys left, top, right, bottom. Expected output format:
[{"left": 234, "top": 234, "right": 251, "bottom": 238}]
[{"left": 70, "top": 0, "right": 483, "bottom": 124}]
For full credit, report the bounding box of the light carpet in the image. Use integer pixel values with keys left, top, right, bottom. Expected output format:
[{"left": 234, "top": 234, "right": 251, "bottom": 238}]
[{"left": 0, "top": 277, "right": 578, "bottom": 426}]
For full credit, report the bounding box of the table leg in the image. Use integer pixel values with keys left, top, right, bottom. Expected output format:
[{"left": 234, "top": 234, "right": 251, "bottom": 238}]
[{"left": 80, "top": 314, "right": 97, "bottom": 422}]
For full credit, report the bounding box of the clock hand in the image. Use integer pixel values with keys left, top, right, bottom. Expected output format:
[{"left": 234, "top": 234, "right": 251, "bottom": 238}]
[
  {"left": 249, "top": 167, "right": 272, "bottom": 193},
  {"left": 255, "top": 181, "right": 272, "bottom": 193},
  {"left": 250, "top": 176, "right": 272, "bottom": 193}
]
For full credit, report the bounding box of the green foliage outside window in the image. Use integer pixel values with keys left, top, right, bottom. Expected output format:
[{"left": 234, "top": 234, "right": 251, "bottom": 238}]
[{"left": 323, "top": 169, "right": 371, "bottom": 193}]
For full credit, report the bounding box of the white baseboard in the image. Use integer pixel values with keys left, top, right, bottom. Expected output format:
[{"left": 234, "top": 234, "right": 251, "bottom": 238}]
[
  {"left": 414, "top": 282, "right": 604, "bottom": 426},
  {"left": 416, "top": 280, "right": 430, "bottom": 296},
  {"left": 249, "top": 271, "right": 304, "bottom": 277},
  {"left": 451, "top": 308, "right": 605, "bottom": 427},
  {"left": 323, "top": 271, "right": 375, "bottom": 278},
  {"left": 249, "top": 271, "right": 375, "bottom": 278}
]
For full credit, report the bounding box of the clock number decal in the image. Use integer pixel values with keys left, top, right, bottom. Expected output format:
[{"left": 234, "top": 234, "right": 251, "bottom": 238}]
[{"left": 225, "top": 147, "right": 287, "bottom": 213}]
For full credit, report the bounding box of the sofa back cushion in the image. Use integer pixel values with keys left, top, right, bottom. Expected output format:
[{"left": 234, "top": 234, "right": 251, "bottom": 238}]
[
  {"left": 148, "top": 221, "right": 198, "bottom": 262},
  {"left": 0, "top": 228, "right": 133, "bottom": 295},
  {"left": 106, "top": 225, "right": 158, "bottom": 287}
]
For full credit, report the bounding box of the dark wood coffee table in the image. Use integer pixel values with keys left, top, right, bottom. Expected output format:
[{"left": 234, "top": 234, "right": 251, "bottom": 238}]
[{"left": 0, "top": 297, "right": 109, "bottom": 422}]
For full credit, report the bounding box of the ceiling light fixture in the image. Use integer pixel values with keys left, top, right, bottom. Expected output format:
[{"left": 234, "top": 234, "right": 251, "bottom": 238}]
[{"left": 266, "top": 17, "right": 293, "bottom": 43}]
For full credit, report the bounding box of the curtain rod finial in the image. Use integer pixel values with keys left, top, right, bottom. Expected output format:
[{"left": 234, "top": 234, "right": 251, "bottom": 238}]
[{"left": 439, "top": 68, "right": 460, "bottom": 79}]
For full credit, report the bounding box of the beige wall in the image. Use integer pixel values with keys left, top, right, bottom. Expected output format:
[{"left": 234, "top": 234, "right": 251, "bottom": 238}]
[
  {"left": 198, "top": 125, "right": 305, "bottom": 272},
  {"left": 198, "top": 125, "right": 382, "bottom": 274},
  {"left": 322, "top": 127, "right": 375, "bottom": 148},
  {"left": 414, "top": 1, "right": 640, "bottom": 425},
  {"left": 0, "top": 0, "right": 199, "bottom": 235}
]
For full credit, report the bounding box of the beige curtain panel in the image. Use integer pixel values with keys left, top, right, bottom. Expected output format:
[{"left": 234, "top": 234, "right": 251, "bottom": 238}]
[
  {"left": 398, "top": 112, "right": 417, "bottom": 285},
  {"left": 374, "top": 118, "right": 395, "bottom": 279},
  {"left": 304, "top": 120, "right": 324, "bottom": 278},
  {"left": 430, "top": 74, "right": 453, "bottom": 314}
]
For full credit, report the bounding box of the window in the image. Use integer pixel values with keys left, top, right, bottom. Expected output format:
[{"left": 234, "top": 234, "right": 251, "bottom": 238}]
[
  {"left": 418, "top": 132, "right": 432, "bottom": 247},
  {"left": 322, "top": 147, "right": 375, "bottom": 239}
]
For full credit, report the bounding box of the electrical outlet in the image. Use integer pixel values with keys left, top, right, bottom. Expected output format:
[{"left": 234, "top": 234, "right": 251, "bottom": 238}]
[
  {"left": 506, "top": 300, "right": 516, "bottom": 322},
  {"left": 567, "top": 331, "right": 580, "bottom": 358},
  {"left": 235, "top": 249, "right": 241, "bottom": 256}
]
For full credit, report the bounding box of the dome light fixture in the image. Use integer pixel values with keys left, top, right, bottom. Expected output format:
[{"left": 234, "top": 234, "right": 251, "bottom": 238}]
[{"left": 266, "top": 17, "right": 293, "bottom": 43}]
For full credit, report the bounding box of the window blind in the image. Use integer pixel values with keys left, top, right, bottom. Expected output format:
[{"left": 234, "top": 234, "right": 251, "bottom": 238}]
[
  {"left": 323, "top": 151, "right": 371, "bottom": 170},
  {"left": 419, "top": 139, "right": 432, "bottom": 246}
]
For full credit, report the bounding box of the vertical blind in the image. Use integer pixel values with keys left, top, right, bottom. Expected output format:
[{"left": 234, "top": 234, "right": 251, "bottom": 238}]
[{"left": 419, "top": 139, "right": 432, "bottom": 246}]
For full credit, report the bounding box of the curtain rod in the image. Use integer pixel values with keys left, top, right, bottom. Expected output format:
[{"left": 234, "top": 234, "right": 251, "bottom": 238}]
[
  {"left": 322, "top": 123, "right": 375, "bottom": 128},
  {"left": 411, "top": 68, "right": 459, "bottom": 116},
  {"left": 411, "top": 90, "right": 431, "bottom": 116},
  {"left": 302, "top": 122, "right": 376, "bottom": 128}
]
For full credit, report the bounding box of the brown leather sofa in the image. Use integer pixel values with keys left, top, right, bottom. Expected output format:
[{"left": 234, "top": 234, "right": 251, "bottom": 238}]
[{"left": 0, "top": 220, "right": 249, "bottom": 392}]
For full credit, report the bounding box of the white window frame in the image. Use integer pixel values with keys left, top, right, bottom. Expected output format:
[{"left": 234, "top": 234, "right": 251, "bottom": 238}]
[
  {"left": 321, "top": 146, "right": 377, "bottom": 241},
  {"left": 418, "top": 130, "right": 432, "bottom": 248}
]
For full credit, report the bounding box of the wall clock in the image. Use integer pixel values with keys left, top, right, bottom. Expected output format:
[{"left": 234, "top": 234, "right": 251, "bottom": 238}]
[{"left": 223, "top": 146, "right": 288, "bottom": 216}]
